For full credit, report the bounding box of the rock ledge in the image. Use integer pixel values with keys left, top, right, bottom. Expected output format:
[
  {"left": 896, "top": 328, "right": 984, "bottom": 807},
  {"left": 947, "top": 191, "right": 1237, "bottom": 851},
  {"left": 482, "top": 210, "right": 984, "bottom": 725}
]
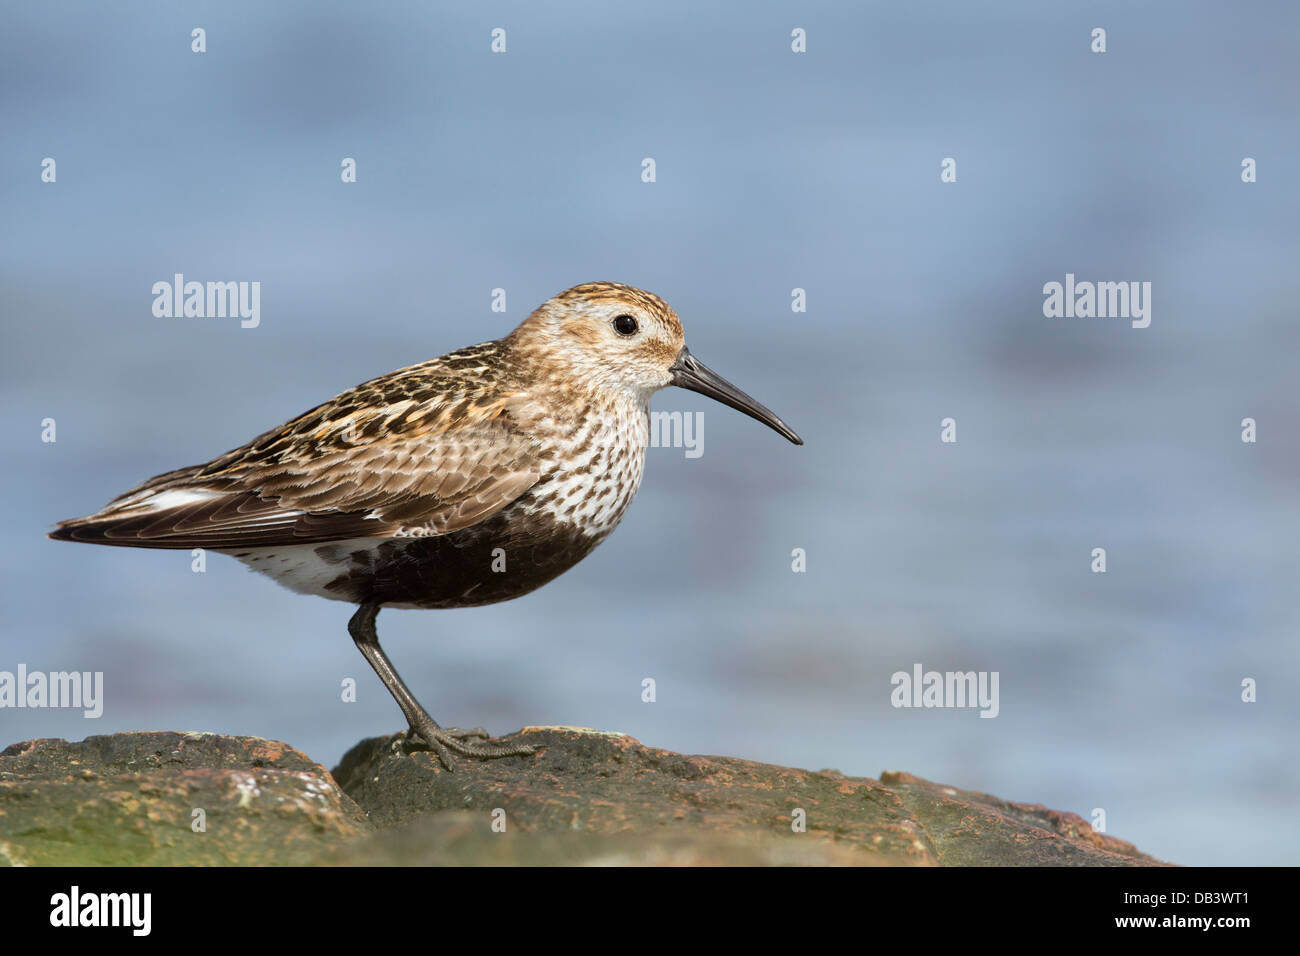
[{"left": 0, "top": 728, "right": 1168, "bottom": 866}]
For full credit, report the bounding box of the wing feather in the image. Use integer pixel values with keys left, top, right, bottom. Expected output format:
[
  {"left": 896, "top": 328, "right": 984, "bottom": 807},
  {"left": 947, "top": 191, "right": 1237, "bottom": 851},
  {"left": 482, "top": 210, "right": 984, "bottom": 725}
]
[{"left": 50, "top": 350, "right": 544, "bottom": 550}]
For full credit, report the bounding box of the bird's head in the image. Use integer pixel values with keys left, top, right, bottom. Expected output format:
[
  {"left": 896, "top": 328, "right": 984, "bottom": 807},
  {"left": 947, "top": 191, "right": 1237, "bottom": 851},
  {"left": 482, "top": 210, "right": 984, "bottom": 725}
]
[{"left": 510, "top": 281, "right": 802, "bottom": 445}]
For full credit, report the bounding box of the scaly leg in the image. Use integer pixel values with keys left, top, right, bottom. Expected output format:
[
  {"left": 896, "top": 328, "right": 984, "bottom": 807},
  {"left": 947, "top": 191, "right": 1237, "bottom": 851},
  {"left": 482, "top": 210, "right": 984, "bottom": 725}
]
[{"left": 347, "top": 602, "right": 536, "bottom": 771}]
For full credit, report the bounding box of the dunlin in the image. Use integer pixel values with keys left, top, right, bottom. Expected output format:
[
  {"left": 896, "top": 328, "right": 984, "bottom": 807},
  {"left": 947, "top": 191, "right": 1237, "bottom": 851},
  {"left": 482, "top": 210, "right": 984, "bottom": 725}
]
[{"left": 51, "top": 282, "right": 802, "bottom": 769}]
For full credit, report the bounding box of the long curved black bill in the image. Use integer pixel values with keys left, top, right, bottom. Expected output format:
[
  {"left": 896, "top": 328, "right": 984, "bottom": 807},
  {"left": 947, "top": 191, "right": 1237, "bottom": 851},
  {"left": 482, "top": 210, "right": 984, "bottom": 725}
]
[{"left": 670, "top": 347, "right": 803, "bottom": 445}]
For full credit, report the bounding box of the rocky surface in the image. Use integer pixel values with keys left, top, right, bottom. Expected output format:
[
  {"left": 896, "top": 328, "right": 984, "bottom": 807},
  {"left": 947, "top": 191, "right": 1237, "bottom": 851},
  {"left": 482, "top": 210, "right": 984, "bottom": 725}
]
[
  {"left": 0, "top": 727, "right": 1168, "bottom": 866},
  {"left": 0, "top": 732, "right": 367, "bottom": 865}
]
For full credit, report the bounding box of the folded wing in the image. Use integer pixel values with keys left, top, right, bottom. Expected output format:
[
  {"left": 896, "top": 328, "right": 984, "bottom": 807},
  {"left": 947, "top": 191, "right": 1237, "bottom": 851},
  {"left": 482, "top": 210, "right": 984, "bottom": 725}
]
[{"left": 50, "top": 374, "right": 542, "bottom": 550}]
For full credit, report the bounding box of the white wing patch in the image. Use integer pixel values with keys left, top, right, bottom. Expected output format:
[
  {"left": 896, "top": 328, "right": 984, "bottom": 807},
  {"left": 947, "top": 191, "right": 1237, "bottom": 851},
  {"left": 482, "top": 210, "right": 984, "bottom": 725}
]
[{"left": 116, "top": 488, "right": 223, "bottom": 512}]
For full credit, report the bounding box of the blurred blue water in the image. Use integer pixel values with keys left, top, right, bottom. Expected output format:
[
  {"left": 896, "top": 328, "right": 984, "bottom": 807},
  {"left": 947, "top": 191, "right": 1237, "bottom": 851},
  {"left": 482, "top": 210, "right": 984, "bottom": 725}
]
[{"left": 2, "top": 1, "right": 1298, "bottom": 865}]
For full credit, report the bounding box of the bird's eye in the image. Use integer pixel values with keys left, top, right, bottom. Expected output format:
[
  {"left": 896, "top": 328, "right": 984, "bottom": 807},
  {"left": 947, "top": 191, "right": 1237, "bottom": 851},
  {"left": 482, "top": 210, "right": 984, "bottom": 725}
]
[{"left": 613, "top": 314, "right": 639, "bottom": 336}]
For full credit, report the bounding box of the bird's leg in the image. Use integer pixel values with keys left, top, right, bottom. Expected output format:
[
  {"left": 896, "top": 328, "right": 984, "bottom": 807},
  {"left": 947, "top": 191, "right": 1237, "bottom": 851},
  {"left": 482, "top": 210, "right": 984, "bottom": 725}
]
[{"left": 347, "top": 602, "right": 536, "bottom": 771}]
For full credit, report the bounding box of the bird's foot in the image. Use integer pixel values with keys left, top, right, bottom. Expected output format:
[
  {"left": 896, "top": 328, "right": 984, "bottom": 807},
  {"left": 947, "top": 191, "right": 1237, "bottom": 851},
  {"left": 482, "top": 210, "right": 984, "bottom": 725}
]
[{"left": 400, "top": 720, "right": 537, "bottom": 772}]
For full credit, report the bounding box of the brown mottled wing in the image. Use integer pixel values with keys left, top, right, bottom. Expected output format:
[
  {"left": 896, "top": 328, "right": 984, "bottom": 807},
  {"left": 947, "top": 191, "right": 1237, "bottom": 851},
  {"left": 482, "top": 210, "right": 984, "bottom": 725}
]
[{"left": 50, "top": 353, "right": 543, "bottom": 549}]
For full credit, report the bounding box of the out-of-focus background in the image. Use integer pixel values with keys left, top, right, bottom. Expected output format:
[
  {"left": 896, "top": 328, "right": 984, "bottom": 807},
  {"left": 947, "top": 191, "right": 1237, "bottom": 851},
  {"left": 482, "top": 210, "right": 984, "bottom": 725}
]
[{"left": 3, "top": 1, "right": 1297, "bottom": 865}]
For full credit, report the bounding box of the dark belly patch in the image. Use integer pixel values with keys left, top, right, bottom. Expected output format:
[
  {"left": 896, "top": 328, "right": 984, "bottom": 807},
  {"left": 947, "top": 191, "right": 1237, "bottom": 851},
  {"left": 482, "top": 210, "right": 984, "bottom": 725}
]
[{"left": 318, "top": 511, "right": 603, "bottom": 609}]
